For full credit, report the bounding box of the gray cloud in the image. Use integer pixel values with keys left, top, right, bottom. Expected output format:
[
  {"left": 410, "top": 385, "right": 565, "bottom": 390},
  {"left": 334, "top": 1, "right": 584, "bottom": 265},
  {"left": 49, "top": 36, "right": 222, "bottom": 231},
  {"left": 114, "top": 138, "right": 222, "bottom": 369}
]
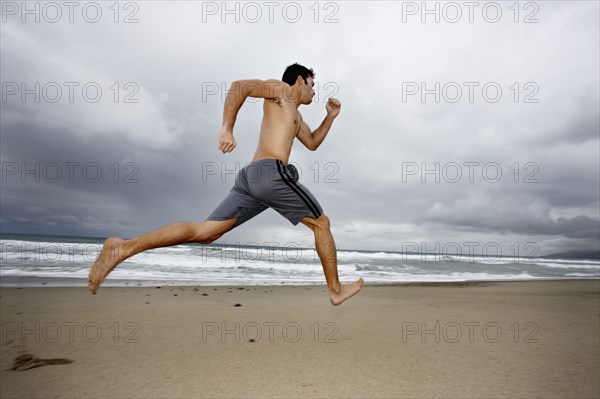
[{"left": 1, "top": 1, "right": 598, "bottom": 256}]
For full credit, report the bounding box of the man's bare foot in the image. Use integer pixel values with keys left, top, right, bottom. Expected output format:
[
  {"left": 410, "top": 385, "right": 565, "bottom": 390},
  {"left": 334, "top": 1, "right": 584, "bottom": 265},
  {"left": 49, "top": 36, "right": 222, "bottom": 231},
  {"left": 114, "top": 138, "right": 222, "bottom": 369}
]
[
  {"left": 329, "top": 278, "right": 364, "bottom": 306},
  {"left": 88, "top": 237, "right": 127, "bottom": 294}
]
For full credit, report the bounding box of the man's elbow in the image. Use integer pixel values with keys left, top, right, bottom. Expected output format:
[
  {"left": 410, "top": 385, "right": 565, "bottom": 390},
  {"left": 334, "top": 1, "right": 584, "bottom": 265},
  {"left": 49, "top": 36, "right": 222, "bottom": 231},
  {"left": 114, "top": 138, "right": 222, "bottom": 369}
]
[{"left": 226, "top": 81, "right": 245, "bottom": 101}]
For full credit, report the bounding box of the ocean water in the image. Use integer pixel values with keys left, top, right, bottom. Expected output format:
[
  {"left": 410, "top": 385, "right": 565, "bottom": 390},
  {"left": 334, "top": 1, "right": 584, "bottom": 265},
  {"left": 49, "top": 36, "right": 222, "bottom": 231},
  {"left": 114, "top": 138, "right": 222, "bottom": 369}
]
[{"left": 0, "top": 233, "right": 598, "bottom": 287}]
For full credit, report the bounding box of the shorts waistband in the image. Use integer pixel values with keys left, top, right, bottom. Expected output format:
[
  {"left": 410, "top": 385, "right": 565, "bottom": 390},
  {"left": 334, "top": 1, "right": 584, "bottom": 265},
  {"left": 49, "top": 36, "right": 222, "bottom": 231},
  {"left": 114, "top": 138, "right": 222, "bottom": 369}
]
[
  {"left": 244, "top": 158, "right": 298, "bottom": 180},
  {"left": 252, "top": 158, "right": 282, "bottom": 163}
]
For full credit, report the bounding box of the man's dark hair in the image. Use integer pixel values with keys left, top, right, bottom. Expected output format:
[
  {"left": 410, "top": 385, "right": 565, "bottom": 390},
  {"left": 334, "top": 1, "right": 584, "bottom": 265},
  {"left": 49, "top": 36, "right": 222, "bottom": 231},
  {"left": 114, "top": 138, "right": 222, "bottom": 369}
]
[{"left": 282, "top": 63, "right": 315, "bottom": 86}]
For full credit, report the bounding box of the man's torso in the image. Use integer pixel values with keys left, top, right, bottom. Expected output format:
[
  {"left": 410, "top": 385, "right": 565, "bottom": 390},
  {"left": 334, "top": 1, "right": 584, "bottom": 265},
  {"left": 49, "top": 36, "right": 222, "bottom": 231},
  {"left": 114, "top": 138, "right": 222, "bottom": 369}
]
[{"left": 251, "top": 97, "right": 302, "bottom": 164}]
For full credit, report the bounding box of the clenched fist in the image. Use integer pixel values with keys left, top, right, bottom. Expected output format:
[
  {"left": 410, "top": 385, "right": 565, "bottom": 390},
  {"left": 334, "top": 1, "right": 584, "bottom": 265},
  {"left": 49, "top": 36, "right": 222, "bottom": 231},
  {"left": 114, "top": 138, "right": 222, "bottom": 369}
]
[
  {"left": 326, "top": 97, "right": 341, "bottom": 118},
  {"left": 218, "top": 127, "right": 236, "bottom": 153}
]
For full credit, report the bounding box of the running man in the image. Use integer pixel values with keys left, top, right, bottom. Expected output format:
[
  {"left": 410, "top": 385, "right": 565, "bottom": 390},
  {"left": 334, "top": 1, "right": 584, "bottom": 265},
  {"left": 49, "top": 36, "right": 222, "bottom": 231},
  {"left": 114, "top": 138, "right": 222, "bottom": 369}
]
[{"left": 88, "top": 63, "right": 364, "bottom": 306}]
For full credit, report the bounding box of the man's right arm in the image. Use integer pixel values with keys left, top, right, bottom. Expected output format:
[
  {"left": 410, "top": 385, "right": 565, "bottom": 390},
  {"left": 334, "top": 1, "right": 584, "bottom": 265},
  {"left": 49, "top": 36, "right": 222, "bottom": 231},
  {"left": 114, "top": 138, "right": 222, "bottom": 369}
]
[{"left": 218, "top": 80, "right": 286, "bottom": 154}]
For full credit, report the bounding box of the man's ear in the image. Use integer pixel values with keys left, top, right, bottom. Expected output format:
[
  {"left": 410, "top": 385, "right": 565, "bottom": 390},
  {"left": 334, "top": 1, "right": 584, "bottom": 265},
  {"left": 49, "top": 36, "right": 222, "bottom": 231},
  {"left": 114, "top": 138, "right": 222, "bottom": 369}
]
[{"left": 295, "top": 75, "right": 304, "bottom": 86}]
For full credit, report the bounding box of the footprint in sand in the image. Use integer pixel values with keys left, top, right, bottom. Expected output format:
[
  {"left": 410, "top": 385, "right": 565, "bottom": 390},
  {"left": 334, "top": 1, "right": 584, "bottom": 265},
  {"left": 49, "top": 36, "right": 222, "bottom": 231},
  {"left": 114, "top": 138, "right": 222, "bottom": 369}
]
[{"left": 9, "top": 353, "right": 73, "bottom": 371}]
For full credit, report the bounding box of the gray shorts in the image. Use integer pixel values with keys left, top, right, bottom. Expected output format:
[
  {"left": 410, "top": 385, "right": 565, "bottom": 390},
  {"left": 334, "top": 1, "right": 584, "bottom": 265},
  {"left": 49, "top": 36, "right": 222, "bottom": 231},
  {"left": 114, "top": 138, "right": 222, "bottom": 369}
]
[{"left": 206, "top": 158, "right": 323, "bottom": 228}]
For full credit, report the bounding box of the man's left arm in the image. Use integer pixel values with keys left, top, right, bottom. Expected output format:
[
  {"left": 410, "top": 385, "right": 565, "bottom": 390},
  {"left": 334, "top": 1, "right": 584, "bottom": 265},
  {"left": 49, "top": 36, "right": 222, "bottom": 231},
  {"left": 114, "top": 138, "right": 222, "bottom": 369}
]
[{"left": 297, "top": 97, "right": 341, "bottom": 151}]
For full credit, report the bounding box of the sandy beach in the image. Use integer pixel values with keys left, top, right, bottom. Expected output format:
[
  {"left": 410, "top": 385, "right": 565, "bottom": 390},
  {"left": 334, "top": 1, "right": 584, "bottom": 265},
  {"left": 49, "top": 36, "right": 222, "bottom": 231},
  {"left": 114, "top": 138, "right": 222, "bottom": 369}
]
[{"left": 1, "top": 280, "right": 598, "bottom": 398}]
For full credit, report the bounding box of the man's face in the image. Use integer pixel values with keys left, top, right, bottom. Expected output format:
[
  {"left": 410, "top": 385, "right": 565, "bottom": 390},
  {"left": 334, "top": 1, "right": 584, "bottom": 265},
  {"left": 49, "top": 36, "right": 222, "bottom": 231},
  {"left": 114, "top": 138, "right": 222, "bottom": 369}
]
[{"left": 300, "top": 76, "right": 315, "bottom": 104}]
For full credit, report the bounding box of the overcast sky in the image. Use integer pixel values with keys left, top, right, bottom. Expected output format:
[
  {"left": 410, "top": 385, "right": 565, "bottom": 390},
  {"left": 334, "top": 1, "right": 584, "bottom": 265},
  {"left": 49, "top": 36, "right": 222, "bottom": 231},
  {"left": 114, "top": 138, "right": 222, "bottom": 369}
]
[{"left": 1, "top": 1, "right": 598, "bottom": 257}]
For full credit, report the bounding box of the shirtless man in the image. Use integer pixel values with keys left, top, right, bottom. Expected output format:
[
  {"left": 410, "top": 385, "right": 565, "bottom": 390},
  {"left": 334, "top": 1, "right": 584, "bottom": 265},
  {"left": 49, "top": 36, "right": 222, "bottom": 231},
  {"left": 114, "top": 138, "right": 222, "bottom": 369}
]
[{"left": 87, "top": 63, "right": 363, "bottom": 306}]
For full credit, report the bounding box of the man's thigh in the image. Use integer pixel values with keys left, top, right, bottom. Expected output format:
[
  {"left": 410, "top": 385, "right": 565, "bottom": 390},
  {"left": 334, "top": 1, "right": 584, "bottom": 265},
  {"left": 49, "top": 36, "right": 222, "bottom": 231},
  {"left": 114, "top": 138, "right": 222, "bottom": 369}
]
[{"left": 205, "top": 188, "right": 268, "bottom": 228}]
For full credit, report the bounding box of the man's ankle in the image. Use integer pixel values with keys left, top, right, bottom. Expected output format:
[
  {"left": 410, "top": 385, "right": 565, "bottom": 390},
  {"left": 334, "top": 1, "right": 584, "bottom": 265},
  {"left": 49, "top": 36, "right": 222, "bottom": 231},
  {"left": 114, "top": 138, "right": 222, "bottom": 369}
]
[{"left": 329, "top": 282, "right": 342, "bottom": 295}]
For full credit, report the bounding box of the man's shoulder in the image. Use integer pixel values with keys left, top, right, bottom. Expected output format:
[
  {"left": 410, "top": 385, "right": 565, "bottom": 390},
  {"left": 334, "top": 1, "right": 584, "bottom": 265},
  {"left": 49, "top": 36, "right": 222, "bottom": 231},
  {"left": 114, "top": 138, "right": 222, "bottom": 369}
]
[
  {"left": 258, "top": 79, "right": 287, "bottom": 90},
  {"left": 264, "top": 79, "right": 285, "bottom": 85},
  {"left": 263, "top": 80, "right": 291, "bottom": 99}
]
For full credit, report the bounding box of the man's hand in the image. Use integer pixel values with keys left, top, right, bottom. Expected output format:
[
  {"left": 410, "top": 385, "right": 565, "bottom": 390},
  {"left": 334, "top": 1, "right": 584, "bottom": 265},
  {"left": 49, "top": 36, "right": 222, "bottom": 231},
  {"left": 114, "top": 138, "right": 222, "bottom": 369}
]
[
  {"left": 218, "top": 127, "right": 236, "bottom": 153},
  {"left": 326, "top": 97, "right": 341, "bottom": 118}
]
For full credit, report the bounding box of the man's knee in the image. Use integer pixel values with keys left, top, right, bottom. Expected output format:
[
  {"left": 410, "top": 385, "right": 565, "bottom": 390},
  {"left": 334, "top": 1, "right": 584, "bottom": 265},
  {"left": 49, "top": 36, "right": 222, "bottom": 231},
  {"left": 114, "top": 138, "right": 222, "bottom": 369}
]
[
  {"left": 200, "top": 235, "right": 219, "bottom": 245},
  {"left": 197, "top": 231, "right": 219, "bottom": 245},
  {"left": 301, "top": 214, "right": 330, "bottom": 231},
  {"left": 196, "top": 218, "right": 237, "bottom": 244}
]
